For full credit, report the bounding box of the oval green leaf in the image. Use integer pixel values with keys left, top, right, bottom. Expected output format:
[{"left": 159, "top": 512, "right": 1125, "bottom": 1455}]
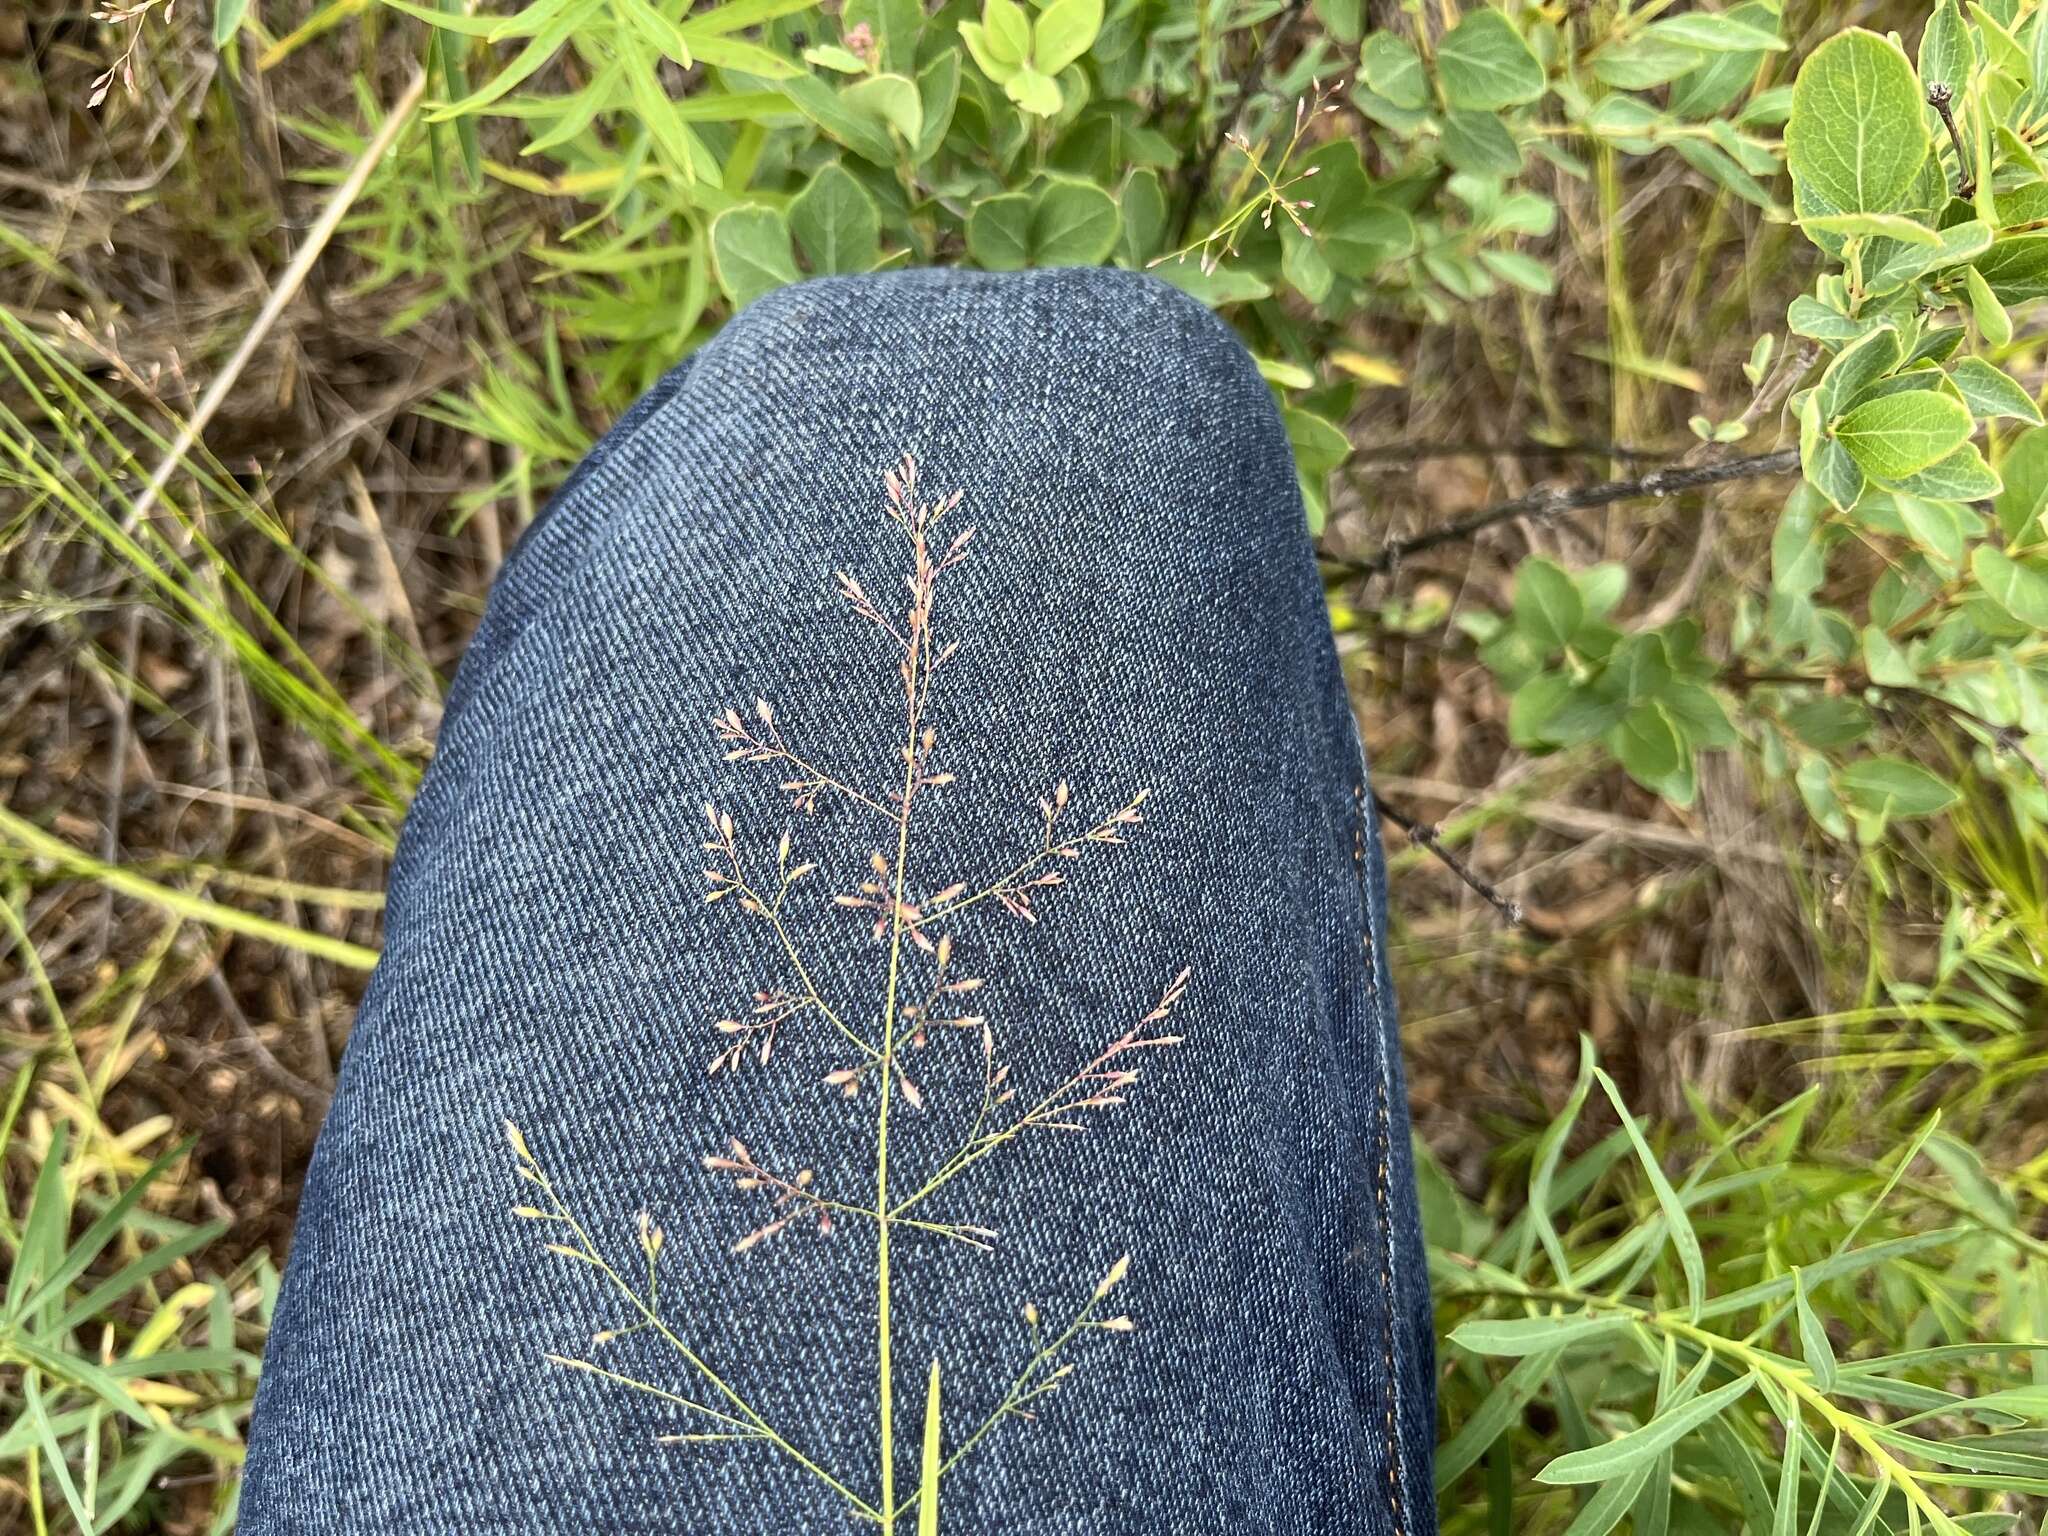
[
  {"left": 1834, "top": 391, "right": 1973, "bottom": 479},
  {"left": 1786, "top": 29, "right": 1930, "bottom": 215}
]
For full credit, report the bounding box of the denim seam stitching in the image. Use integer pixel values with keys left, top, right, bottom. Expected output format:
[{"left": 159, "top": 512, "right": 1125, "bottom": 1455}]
[{"left": 1351, "top": 781, "right": 1409, "bottom": 1536}]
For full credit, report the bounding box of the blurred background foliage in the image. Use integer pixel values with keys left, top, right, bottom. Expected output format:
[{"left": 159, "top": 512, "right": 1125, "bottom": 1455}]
[{"left": 1, "top": 0, "right": 2045, "bottom": 1530}]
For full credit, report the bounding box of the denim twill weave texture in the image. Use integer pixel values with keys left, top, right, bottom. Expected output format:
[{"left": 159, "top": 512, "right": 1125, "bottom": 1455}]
[{"left": 240, "top": 266, "right": 1438, "bottom": 1535}]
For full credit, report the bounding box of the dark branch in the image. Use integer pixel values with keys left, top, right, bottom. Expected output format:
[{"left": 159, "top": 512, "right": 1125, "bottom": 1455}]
[
  {"left": 1371, "top": 791, "right": 1528, "bottom": 929},
  {"left": 1349, "top": 438, "right": 1673, "bottom": 466},
  {"left": 1926, "top": 84, "right": 1975, "bottom": 201},
  {"left": 1321, "top": 448, "right": 1803, "bottom": 579}
]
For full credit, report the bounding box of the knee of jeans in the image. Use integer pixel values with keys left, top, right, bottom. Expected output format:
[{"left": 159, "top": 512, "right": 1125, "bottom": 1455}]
[
  {"left": 685, "top": 268, "right": 1310, "bottom": 590},
  {"left": 443, "top": 268, "right": 1321, "bottom": 759}
]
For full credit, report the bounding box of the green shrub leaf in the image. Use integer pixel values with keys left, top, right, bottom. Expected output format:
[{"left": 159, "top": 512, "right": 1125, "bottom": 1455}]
[
  {"left": 789, "top": 163, "right": 882, "bottom": 275},
  {"left": 1838, "top": 757, "right": 1962, "bottom": 819},
  {"left": 845, "top": 72, "right": 924, "bottom": 144},
  {"left": 709, "top": 204, "right": 798, "bottom": 308},
  {"left": 1360, "top": 32, "right": 1427, "bottom": 109},
  {"left": 1972, "top": 546, "right": 2048, "bottom": 627},
  {"left": 1033, "top": 0, "right": 1103, "bottom": 76},
  {"left": 965, "top": 192, "right": 1033, "bottom": 270},
  {"left": 1594, "top": 35, "right": 1707, "bottom": 91},
  {"left": 1950, "top": 357, "right": 2043, "bottom": 423},
  {"left": 1973, "top": 234, "right": 2048, "bottom": 303},
  {"left": 213, "top": 0, "right": 251, "bottom": 48},
  {"left": 1785, "top": 30, "right": 1929, "bottom": 216},
  {"left": 1886, "top": 443, "right": 2000, "bottom": 500},
  {"left": 1995, "top": 425, "right": 2048, "bottom": 542},
  {"left": 1120, "top": 168, "right": 1167, "bottom": 265},
  {"left": 1032, "top": 179, "right": 1120, "bottom": 263},
  {"left": 1449, "top": 1312, "right": 1634, "bottom": 1356},
  {"left": 981, "top": 0, "right": 1031, "bottom": 67},
  {"left": 1802, "top": 211, "right": 1940, "bottom": 246},
  {"left": 1514, "top": 558, "right": 1583, "bottom": 651},
  {"left": 1918, "top": 0, "right": 1969, "bottom": 92},
  {"left": 1594, "top": 1067, "right": 1707, "bottom": 1318},
  {"left": 1793, "top": 1267, "right": 1839, "bottom": 1391},
  {"left": 1536, "top": 1374, "right": 1757, "bottom": 1484},
  {"left": 1833, "top": 392, "right": 1974, "bottom": 479},
  {"left": 1437, "top": 9, "right": 1546, "bottom": 110},
  {"left": 1966, "top": 264, "right": 2015, "bottom": 347},
  {"left": 1814, "top": 323, "right": 1902, "bottom": 419},
  {"left": 1003, "top": 63, "right": 1062, "bottom": 116},
  {"left": 969, "top": 181, "right": 1119, "bottom": 269},
  {"left": 957, "top": 21, "right": 1018, "bottom": 82},
  {"left": 1643, "top": 12, "right": 1785, "bottom": 53},
  {"left": 1439, "top": 109, "right": 1523, "bottom": 176}
]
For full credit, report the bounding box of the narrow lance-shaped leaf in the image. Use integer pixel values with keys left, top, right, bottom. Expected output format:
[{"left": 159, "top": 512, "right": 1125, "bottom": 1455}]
[
  {"left": 1793, "top": 1267, "right": 1839, "bottom": 1392},
  {"left": 1435, "top": 1345, "right": 1568, "bottom": 1489},
  {"left": 1537, "top": 1373, "right": 1757, "bottom": 1484},
  {"left": 1449, "top": 1311, "right": 1635, "bottom": 1357},
  {"left": 1594, "top": 1068, "right": 1706, "bottom": 1320},
  {"left": 1526, "top": 1036, "right": 1597, "bottom": 1284},
  {"left": 1773, "top": 1409, "right": 1804, "bottom": 1536}
]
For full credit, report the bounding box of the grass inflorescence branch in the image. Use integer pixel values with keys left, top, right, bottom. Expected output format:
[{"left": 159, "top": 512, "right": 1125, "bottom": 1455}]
[{"left": 507, "top": 458, "right": 1189, "bottom": 1530}]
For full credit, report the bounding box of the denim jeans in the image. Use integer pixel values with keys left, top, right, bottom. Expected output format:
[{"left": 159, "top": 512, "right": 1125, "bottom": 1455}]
[{"left": 240, "top": 267, "right": 1438, "bottom": 1534}]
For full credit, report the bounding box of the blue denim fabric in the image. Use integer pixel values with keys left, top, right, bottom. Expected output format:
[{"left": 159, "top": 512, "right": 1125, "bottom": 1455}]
[{"left": 240, "top": 267, "right": 1437, "bottom": 1535}]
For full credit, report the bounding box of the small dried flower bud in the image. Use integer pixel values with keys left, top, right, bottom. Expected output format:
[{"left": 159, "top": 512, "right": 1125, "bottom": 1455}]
[
  {"left": 503, "top": 1119, "right": 530, "bottom": 1158},
  {"left": 1023, "top": 1302, "right": 1040, "bottom": 1327},
  {"left": 1095, "top": 1254, "right": 1131, "bottom": 1299},
  {"left": 1099, "top": 1315, "right": 1137, "bottom": 1333}
]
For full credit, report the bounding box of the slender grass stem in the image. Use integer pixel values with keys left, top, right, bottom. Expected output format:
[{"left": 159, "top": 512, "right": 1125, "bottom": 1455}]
[{"left": 872, "top": 515, "right": 936, "bottom": 1527}]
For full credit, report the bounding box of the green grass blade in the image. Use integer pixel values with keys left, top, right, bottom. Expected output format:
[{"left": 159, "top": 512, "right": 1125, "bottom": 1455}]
[
  {"left": 9, "top": 1121, "right": 72, "bottom": 1319},
  {"left": 0, "top": 807, "right": 380, "bottom": 971}
]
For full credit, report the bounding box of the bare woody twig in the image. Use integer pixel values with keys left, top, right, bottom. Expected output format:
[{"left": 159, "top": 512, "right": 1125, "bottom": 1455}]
[
  {"left": 1370, "top": 791, "right": 1528, "bottom": 929},
  {"left": 1320, "top": 448, "right": 1803, "bottom": 579},
  {"left": 1351, "top": 439, "right": 1673, "bottom": 466}
]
